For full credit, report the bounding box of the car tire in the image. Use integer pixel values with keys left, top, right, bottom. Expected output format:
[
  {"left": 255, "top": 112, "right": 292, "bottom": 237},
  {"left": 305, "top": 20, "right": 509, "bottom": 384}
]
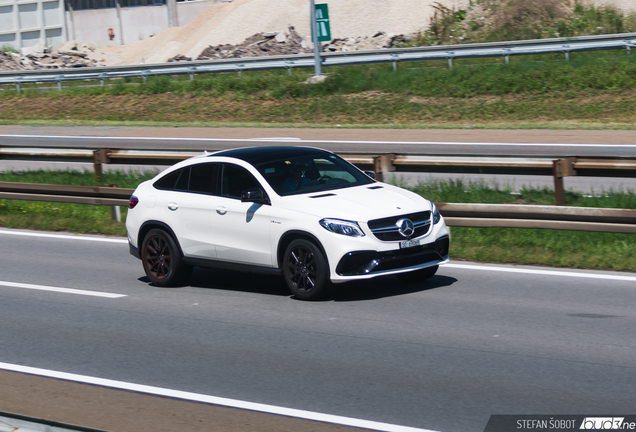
[
  {"left": 283, "top": 239, "right": 330, "bottom": 301},
  {"left": 396, "top": 265, "right": 438, "bottom": 283},
  {"left": 141, "top": 228, "right": 192, "bottom": 287}
]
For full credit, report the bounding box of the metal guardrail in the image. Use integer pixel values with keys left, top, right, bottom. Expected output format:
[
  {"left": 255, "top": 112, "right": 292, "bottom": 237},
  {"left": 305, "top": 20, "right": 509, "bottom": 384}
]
[
  {"left": 2, "top": 146, "right": 636, "bottom": 205},
  {"left": 1, "top": 32, "right": 636, "bottom": 89},
  {"left": 438, "top": 203, "right": 636, "bottom": 234},
  {"left": 1, "top": 181, "right": 634, "bottom": 233}
]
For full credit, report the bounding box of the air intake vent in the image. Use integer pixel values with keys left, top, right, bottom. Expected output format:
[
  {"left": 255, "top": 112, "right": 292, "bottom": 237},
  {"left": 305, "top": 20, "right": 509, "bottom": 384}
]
[{"left": 310, "top": 193, "right": 337, "bottom": 198}]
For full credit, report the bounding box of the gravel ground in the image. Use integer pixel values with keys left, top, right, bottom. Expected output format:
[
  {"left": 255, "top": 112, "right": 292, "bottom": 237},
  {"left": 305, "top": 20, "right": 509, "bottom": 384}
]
[{"left": 101, "top": 0, "right": 470, "bottom": 65}]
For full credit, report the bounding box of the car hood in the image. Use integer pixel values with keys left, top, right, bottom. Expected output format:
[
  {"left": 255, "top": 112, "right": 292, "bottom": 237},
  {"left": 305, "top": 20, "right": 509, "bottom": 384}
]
[{"left": 280, "top": 183, "right": 432, "bottom": 222}]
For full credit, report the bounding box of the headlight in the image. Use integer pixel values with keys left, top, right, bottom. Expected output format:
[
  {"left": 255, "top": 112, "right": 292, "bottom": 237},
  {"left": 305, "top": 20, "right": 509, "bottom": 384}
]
[
  {"left": 319, "top": 219, "right": 365, "bottom": 237},
  {"left": 432, "top": 203, "right": 441, "bottom": 224}
]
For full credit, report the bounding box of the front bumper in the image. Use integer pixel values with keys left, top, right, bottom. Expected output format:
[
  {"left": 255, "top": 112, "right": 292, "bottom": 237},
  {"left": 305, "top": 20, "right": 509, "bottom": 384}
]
[{"left": 335, "top": 235, "right": 449, "bottom": 278}]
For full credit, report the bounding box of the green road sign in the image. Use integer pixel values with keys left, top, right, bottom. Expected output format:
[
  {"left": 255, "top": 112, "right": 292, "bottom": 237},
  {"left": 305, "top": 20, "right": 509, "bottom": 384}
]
[{"left": 314, "top": 4, "right": 331, "bottom": 42}]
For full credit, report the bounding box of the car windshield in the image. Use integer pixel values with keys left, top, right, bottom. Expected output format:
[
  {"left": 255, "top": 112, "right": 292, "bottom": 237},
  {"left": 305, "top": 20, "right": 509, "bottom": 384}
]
[{"left": 254, "top": 152, "right": 374, "bottom": 196}]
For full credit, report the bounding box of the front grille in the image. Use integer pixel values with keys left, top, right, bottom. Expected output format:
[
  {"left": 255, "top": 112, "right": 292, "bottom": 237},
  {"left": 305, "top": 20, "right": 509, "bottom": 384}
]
[{"left": 367, "top": 211, "right": 431, "bottom": 241}]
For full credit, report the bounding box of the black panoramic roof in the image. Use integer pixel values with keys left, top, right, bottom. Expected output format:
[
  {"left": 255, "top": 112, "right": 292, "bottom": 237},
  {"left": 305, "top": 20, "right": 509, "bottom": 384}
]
[{"left": 211, "top": 146, "right": 332, "bottom": 165}]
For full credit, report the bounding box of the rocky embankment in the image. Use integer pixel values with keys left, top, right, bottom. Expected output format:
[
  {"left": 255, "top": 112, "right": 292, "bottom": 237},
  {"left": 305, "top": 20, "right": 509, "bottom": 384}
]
[
  {"left": 169, "top": 27, "right": 413, "bottom": 62},
  {"left": 1, "top": 28, "right": 413, "bottom": 71},
  {"left": 0, "top": 41, "right": 107, "bottom": 72}
]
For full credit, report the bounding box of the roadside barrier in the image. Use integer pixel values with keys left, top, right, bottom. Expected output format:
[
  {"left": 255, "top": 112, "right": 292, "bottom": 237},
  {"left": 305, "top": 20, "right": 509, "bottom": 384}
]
[
  {"left": 1, "top": 32, "right": 636, "bottom": 91},
  {"left": 2, "top": 146, "right": 635, "bottom": 205},
  {"left": 1, "top": 182, "right": 635, "bottom": 233}
]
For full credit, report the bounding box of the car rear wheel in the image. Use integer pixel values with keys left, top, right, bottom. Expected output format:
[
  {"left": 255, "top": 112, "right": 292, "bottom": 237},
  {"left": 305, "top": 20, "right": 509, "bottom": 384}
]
[
  {"left": 396, "top": 265, "right": 438, "bottom": 283},
  {"left": 141, "top": 229, "right": 192, "bottom": 287},
  {"left": 283, "top": 239, "right": 330, "bottom": 301}
]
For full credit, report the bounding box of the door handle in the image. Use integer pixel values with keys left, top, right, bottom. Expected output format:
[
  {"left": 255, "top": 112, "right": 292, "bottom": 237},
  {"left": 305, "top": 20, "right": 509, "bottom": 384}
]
[
  {"left": 168, "top": 202, "right": 178, "bottom": 211},
  {"left": 216, "top": 206, "right": 227, "bottom": 215}
]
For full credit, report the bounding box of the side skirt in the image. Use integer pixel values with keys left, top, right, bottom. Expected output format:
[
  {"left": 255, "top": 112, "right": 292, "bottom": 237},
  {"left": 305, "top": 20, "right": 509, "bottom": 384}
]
[{"left": 182, "top": 257, "right": 282, "bottom": 276}]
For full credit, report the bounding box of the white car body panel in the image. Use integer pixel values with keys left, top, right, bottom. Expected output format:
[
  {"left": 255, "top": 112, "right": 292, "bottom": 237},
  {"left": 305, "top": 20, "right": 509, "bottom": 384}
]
[{"left": 126, "top": 147, "right": 450, "bottom": 290}]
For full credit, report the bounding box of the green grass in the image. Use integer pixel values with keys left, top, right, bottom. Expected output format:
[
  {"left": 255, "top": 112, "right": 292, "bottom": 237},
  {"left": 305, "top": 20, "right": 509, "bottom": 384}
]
[
  {"left": 3, "top": 52, "right": 636, "bottom": 126},
  {"left": 1, "top": 170, "right": 635, "bottom": 272},
  {"left": 407, "top": 0, "right": 636, "bottom": 47},
  {"left": 0, "top": 169, "right": 158, "bottom": 236},
  {"left": 3, "top": 52, "right": 635, "bottom": 99},
  {"left": 403, "top": 178, "right": 636, "bottom": 208},
  {"left": 402, "top": 178, "right": 636, "bottom": 272},
  {"left": 0, "top": 44, "right": 19, "bottom": 53}
]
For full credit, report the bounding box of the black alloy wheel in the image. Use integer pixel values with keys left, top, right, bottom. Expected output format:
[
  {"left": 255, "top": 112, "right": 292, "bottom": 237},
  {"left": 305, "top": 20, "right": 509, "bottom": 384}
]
[
  {"left": 396, "top": 265, "right": 439, "bottom": 283},
  {"left": 283, "top": 239, "right": 329, "bottom": 301},
  {"left": 141, "top": 229, "right": 192, "bottom": 287}
]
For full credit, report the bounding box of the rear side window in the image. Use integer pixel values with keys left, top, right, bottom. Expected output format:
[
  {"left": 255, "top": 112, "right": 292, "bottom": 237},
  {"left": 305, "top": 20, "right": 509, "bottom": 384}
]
[
  {"left": 175, "top": 167, "right": 190, "bottom": 192},
  {"left": 154, "top": 169, "right": 182, "bottom": 190},
  {"left": 153, "top": 164, "right": 219, "bottom": 195},
  {"left": 153, "top": 166, "right": 190, "bottom": 191},
  {"left": 189, "top": 163, "right": 219, "bottom": 195}
]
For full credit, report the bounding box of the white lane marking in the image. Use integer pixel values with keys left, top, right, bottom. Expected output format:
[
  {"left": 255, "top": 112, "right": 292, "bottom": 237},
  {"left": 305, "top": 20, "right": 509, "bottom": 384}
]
[
  {"left": 0, "top": 229, "right": 127, "bottom": 244},
  {"left": 0, "top": 362, "right": 438, "bottom": 432},
  {"left": 0, "top": 281, "right": 126, "bottom": 298},
  {"left": 2, "top": 134, "right": 636, "bottom": 148},
  {"left": 445, "top": 263, "right": 636, "bottom": 282}
]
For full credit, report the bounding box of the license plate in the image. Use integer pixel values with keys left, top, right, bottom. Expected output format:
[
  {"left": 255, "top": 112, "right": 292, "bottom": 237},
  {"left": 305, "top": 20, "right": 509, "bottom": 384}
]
[{"left": 399, "top": 238, "right": 420, "bottom": 249}]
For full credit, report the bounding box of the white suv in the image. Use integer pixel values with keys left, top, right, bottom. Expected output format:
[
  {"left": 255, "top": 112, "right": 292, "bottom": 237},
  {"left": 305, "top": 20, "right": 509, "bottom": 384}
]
[{"left": 126, "top": 146, "right": 449, "bottom": 300}]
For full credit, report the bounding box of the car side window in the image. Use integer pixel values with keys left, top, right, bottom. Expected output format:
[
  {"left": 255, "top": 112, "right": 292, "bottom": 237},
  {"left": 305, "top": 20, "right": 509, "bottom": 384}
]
[
  {"left": 154, "top": 168, "right": 182, "bottom": 190},
  {"left": 221, "top": 163, "right": 262, "bottom": 199},
  {"left": 174, "top": 166, "right": 190, "bottom": 192},
  {"left": 189, "top": 163, "right": 219, "bottom": 195}
]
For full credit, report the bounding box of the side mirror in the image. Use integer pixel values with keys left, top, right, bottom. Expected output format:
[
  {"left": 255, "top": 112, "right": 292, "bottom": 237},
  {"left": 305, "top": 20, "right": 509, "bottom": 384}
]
[
  {"left": 241, "top": 188, "right": 270, "bottom": 205},
  {"left": 364, "top": 171, "right": 376, "bottom": 179}
]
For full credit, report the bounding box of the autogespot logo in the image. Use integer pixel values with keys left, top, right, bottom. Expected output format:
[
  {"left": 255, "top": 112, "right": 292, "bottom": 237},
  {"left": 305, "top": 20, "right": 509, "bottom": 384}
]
[
  {"left": 396, "top": 218, "right": 415, "bottom": 238},
  {"left": 580, "top": 417, "right": 631, "bottom": 429}
]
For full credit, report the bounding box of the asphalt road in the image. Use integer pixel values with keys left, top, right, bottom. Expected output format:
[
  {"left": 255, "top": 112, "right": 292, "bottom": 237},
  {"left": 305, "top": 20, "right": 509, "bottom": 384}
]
[
  {"left": 2, "top": 125, "right": 636, "bottom": 156},
  {"left": 0, "top": 228, "right": 635, "bottom": 432}
]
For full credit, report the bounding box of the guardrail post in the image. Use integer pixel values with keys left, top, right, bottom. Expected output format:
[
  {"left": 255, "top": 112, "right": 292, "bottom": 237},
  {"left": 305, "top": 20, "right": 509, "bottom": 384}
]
[
  {"left": 373, "top": 154, "right": 396, "bottom": 182},
  {"left": 553, "top": 157, "right": 577, "bottom": 206},
  {"left": 57, "top": 76, "right": 62, "bottom": 91},
  {"left": 93, "top": 149, "right": 111, "bottom": 182},
  {"left": 111, "top": 205, "right": 121, "bottom": 222}
]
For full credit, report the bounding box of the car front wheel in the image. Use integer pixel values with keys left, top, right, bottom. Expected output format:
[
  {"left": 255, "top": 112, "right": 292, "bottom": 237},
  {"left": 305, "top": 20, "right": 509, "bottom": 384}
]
[
  {"left": 141, "top": 229, "right": 192, "bottom": 287},
  {"left": 283, "top": 239, "right": 330, "bottom": 300}
]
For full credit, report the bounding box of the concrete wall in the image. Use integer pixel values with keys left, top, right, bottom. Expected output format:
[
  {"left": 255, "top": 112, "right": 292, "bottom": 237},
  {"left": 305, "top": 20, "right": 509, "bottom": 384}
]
[
  {"left": 65, "top": 4, "right": 171, "bottom": 46},
  {"left": 0, "top": 0, "right": 65, "bottom": 52},
  {"left": 64, "top": 0, "right": 222, "bottom": 48},
  {"left": 175, "top": 0, "right": 218, "bottom": 27}
]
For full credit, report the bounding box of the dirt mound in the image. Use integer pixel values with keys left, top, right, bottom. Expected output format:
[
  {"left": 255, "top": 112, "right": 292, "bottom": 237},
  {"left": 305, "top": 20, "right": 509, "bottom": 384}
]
[{"left": 101, "top": 0, "right": 467, "bottom": 66}]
